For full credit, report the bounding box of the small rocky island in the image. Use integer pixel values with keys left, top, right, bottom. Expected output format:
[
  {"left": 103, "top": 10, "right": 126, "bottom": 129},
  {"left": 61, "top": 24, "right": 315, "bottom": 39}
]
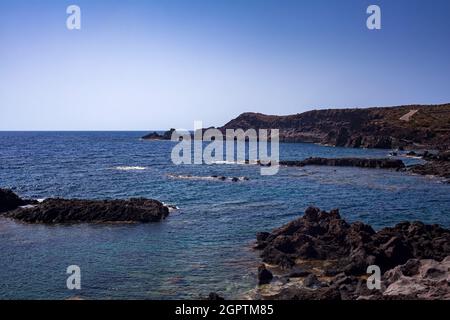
[
  {"left": 253, "top": 207, "right": 450, "bottom": 300},
  {"left": 141, "top": 128, "right": 175, "bottom": 140},
  {"left": 0, "top": 189, "right": 169, "bottom": 224}
]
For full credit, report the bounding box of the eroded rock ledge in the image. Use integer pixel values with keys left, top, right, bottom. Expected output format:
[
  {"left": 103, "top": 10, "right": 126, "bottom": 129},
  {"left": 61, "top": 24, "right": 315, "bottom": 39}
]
[
  {"left": 253, "top": 207, "right": 450, "bottom": 300},
  {"left": 0, "top": 189, "right": 169, "bottom": 224},
  {"left": 280, "top": 157, "right": 405, "bottom": 170}
]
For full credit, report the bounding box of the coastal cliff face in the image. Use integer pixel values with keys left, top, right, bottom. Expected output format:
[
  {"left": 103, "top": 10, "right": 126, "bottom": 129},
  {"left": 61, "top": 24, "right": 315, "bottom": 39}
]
[
  {"left": 280, "top": 157, "right": 405, "bottom": 170},
  {"left": 220, "top": 104, "right": 450, "bottom": 150}
]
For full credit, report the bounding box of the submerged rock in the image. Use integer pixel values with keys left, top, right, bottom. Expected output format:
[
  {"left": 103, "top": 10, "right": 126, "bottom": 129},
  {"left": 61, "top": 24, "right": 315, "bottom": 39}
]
[
  {"left": 169, "top": 174, "right": 249, "bottom": 182},
  {"left": 4, "top": 197, "right": 169, "bottom": 224}
]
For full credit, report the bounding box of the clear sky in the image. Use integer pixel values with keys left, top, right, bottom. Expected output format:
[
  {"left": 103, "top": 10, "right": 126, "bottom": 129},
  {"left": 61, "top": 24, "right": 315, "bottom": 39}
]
[{"left": 1, "top": 0, "right": 449, "bottom": 130}]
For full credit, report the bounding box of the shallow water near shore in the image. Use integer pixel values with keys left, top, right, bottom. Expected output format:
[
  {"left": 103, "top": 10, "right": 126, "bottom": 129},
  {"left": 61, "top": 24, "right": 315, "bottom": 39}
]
[{"left": 0, "top": 131, "right": 449, "bottom": 299}]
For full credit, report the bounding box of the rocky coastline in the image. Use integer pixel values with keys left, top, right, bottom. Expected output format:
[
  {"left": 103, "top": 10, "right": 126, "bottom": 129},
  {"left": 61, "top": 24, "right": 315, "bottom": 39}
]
[
  {"left": 280, "top": 153, "right": 450, "bottom": 182},
  {"left": 142, "top": 104, "right": 450, "bottom": 149},
  {"left": 280, "top": 157, "right": 405, "bottom": 170},
  {"left": 220, "top": 103, "right": 450, "bottom": 150},
  {"left": 251, "top": 207, "right": 450, "bottom": 300},
  {"left": 407, "top": 150, "right": 450, "bottom": 181},
  {"left": 0, "top": 189, "right": 169, "bottom": 224}
]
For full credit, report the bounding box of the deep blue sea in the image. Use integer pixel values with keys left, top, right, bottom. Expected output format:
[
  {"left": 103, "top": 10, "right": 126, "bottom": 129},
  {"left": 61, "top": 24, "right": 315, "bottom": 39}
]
[{"left": 0, "top": 131, "right": 449, "bottom": 299}]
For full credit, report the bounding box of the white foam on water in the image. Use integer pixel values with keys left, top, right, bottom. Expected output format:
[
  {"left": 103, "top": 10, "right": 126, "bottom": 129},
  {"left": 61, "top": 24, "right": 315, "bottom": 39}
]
[
  {"left": 162, "top": 202, "right": 180, "bottom": 212},
  {"left": 114, "top": 166, "right": 147, "bottom": 171}
]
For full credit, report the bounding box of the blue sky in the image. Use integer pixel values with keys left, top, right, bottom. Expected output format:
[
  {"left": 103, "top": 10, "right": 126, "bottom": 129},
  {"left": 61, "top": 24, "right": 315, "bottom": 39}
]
[{"left": 1, "top": 0, "right": 449, "bottom": 130}]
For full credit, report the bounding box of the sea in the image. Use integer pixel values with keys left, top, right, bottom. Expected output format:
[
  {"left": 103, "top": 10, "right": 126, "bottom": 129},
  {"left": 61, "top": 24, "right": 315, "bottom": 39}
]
[{"left": 0, "top": 131, "right": 449, "bottom": 299}]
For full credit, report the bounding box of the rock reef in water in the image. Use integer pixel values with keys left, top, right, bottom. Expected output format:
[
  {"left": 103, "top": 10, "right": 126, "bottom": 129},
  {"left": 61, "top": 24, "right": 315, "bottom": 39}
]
[
  {"left": 0, "top": 190, "right": 169, "bottom": 224},
  {"left": 280, "top": 157, "right": 405, "bottom": 170},
  {"left": 141, "top": 128, "right": 176, "bottom": 140},
  {"left": 254, "top": 207, "right": 450, "bottom": 300},
  {"left": 168, "top": 174, "right": 249, "bottom": 182}
]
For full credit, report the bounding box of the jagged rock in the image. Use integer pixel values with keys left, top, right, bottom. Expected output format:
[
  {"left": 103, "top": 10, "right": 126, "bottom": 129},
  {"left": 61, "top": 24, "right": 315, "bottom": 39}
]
[
  {"left": 141, "top": 131, "right": 162, "bottom": 139},
  {"left": 256, "top": 207, "right": 450, "bottom": 275},
  {"left": 409, "top": 160, "right": 450, "bottom": 179},
  {"left": 0, "top": 189, "right": 36, "bottom": 213},
  {"left": 382, "top": 257, "right": 450, "bottom": 299},
  {"left": 257, "top": 264, "right": 273, "bottom": 285},
  {"left": 253, "top": 207, "right": 450, "bottom": 300},
  {"left": 303, "top": 274, "right": 322, "bottom": 288},
  {"left": 0, "top": 188, "right": 26, "bottom": 213}
]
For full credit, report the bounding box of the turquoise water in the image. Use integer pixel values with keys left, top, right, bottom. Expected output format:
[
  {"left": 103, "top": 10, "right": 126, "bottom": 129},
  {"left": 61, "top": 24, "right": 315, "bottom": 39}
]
[{"left": 0, "top": 131, "right": 449, "bottom": 299}]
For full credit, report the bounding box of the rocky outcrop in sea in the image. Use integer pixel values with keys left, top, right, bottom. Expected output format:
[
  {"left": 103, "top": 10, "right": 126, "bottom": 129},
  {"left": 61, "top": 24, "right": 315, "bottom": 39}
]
[
  {"left": 141, "top": 128, "right": 175, "bottom": 140},
  {"left": 280, "top": 157, "right": 405, "bottom": 170},
  {"left": 168, "top": 174, "right": 249, "bottom": 182},
  {"left": 0, "top": 189, "right": 169, "bottom": 224},
  {"left": 252, "top": 207, "right": 450, "bottom": 300}
]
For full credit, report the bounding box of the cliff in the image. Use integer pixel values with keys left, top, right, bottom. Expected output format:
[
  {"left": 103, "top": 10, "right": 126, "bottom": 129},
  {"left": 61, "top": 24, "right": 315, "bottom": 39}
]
[{"left": 219, "top": 103, "right": 450, "bottom": 150}]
